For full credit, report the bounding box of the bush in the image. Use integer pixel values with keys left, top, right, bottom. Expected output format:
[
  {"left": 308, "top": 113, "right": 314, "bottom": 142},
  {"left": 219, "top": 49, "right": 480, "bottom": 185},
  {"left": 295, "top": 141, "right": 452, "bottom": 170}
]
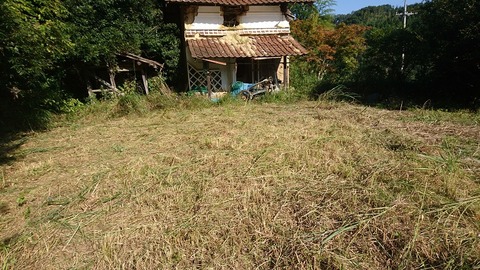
[
  {"left": 114, "top": 93, "right": 149, "bottom": 116},
  {"left": 290, "top": 59, "right": 319, "bottom": 99}
]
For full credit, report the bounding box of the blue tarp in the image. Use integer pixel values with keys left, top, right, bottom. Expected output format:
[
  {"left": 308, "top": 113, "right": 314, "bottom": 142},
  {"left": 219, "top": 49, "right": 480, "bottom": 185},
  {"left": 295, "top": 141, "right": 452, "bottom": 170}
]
[{"left": 231, "top": 82, "right": 254, "bottom": 96}]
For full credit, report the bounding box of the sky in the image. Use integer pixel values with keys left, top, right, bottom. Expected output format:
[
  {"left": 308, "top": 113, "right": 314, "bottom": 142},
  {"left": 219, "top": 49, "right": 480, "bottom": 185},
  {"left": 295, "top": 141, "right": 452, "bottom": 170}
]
[{"left": 334, "top": 0, "right": 423, "bottom": 14}]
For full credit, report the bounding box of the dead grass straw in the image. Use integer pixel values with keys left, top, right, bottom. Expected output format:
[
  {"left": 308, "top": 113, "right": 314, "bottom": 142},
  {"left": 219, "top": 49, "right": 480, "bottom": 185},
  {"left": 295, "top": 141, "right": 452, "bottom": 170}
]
[{"left": 1, "top": 101, "right": 479, "bottom": 269}]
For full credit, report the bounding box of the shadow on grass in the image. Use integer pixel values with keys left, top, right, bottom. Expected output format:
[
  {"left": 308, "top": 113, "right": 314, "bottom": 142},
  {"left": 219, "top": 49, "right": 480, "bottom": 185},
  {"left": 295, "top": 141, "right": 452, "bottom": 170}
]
[
  {"left": 310, "top": 79, "right": 480, "bottom": 112},
  {"left": 0, "top": 133, "right": 27, "bottom": 165},
  {"left": 0, "top": 96, "right": 53, "bottom": 165}
]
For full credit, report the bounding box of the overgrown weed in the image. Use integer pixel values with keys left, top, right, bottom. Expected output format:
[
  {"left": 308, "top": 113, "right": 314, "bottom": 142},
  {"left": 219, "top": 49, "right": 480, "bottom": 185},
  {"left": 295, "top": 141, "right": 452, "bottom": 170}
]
[
  {"left": 318, "top": 85, "right": 360, "bottom": 102},
  {"left": 114, "top": 93, "right": 149, "bottom": 116},
  {"left": 258, "top": 88, "right": 309, "bottom": 103}
]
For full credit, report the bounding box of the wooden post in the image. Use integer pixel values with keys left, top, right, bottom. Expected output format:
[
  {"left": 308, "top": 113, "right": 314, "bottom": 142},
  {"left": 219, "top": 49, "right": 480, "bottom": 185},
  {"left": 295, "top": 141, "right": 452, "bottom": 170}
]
[
  {"left": 283, "top": 56, "right": 289, "bottom": 89},
  {"left": 87, "top": 80, "right": 93, "bottom": 97},
  {"left": 257, "top": 60, "right": 260, "bottom": 82},
  {"left": 227, "top": 59, "right": 234, "bottom": 91},
  {"left": 109, "top": 68, "right": 117, "bottom": 93},
  {"left": 203, "top": 61, "right": 212, "bottom": 99},
  {"left": 206, "top": 71, "right": 212, "bottom": 99},
  {"left": 251, "top": 59, "right": 254, "bottom": 82},
  {"left": 141, "top": 67, "right": 149, "bottom": 95}
]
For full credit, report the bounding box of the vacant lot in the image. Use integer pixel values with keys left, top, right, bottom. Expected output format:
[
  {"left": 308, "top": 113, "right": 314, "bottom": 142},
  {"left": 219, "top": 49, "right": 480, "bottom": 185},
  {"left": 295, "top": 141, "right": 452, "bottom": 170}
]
[{"left": 1, "top": 101, "right": 479, "bottom": 269}]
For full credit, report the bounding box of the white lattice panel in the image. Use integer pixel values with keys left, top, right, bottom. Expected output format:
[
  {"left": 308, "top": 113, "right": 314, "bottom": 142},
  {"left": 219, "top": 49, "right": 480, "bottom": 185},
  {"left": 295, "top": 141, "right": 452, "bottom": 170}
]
[
  {"left": 188, "top": 64, "right": 223, "bottom": 91},
  {"left": 210, "top": 71, "right": 222, "bottom": 90}
]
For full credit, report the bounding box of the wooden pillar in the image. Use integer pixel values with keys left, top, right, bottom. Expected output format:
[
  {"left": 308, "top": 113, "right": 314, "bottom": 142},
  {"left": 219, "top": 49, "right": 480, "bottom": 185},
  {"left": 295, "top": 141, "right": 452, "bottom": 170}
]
[
  {"left": 203, "top": 61, "right": 212, "bottom": 99},
  {"left": 283, "top": 56, "right": 290, "bottom": 89},
  {"left": 86, "top": 78, "right": 93, "bottom": 97},
  {"left": 141, "top": 67, "right": 149, "bottom": 95},
  {"left": 109, "top": 68, "right": 117, "bottom": 93},
  {"left": 251, "top": 59, "right": 254, "bottom": 82},
  {"left": 227, "top": 58, "right": 235, "bottom": 91},
  {"left": 257, "top": 60, "right": 260, "bottom": 82}
]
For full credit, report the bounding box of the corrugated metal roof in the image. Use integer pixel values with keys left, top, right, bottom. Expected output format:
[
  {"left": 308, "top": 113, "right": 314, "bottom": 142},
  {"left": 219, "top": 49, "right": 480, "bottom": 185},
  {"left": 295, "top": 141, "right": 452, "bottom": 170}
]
[
  {"left": 166, "top": 0, "right": 314, "bottom": 5},
  {"left": 188, "top": 35, "right": 308, "bottom": 58}
]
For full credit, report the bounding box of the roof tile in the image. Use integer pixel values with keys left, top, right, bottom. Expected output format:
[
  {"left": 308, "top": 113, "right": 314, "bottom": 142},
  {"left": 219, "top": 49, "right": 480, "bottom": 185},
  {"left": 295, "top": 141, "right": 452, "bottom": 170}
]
[{"left": 188, "top": 35, "right": 307, "bottom": 58}]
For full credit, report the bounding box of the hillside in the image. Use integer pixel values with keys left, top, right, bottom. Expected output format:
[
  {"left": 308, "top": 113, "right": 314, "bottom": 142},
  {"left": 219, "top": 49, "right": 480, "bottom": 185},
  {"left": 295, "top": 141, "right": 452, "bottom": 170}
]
[{"left": 1, "top": 101, "right": 479, "bottom": 269}]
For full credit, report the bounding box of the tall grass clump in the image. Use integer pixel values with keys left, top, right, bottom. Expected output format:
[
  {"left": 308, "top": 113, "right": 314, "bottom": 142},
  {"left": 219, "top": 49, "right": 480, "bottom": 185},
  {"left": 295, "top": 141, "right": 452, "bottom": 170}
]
[
  {"left": 110, "top": 80, "right": 148, "bottom": 116},
  {"left": 114, "top": 93, "right": 149, "bottom": 116},
  {"left": 255, "top": 87, "right": 311, "bottom": 104},
  {"left": 317, "top": 85, "right": 360, "bottom": 102}
]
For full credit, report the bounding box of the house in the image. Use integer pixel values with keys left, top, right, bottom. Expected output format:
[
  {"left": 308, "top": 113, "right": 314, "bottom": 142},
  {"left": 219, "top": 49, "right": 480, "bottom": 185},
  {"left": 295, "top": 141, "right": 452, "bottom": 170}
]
[{"left": 165, "top": 0, "right": 312, "bottom": 96}]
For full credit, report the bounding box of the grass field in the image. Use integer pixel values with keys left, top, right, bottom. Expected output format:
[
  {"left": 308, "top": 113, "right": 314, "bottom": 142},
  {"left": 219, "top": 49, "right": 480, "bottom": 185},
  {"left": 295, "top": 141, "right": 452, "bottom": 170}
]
[{"left": 1, "top": 98, "right": 479, "bottom": 269}]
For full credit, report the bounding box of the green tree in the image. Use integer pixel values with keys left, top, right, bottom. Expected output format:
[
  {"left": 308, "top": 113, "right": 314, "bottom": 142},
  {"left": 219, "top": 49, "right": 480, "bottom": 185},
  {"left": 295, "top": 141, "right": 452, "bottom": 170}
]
[
  {"left": 353, "top": 27, "right": 423, "bottom": 100},
  {"left": 0, "top": 0, "right": 72, "bottom": 94},
  {"left": 339, "top": 0, "right": 479, "bottom": 107},
  {"left": 63, "top": 0, "right": 180, "bottom": 80},
  {"left": 291, "top": 17, "right": 368, "bottom": 94},
  {"left": 0, "top": 0, "right": 182, "bottom": 131},
  {"left": 416, "top": 0, "right": 480, "bottom": 105},
  {"left": 334, "top": 5, "right": 401, "bottom": 29},
  {"left": 0, "top": 0, "right": 74, "bottom": 131},
  {"left": 289, "top": 0, "right": 335, "bottom": 20}
]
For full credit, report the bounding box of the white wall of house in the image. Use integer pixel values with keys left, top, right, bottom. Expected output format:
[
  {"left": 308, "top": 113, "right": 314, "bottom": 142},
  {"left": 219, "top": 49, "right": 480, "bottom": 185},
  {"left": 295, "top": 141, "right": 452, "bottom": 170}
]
[
  {"left": 240, "top": 6, "right": 288, "bottom": 29},
  {"left": 186, "top": 5, "right": 288, "bottom": 30},
  {"left": 186, "top": 6, "right": 222, "bottom": 30}
]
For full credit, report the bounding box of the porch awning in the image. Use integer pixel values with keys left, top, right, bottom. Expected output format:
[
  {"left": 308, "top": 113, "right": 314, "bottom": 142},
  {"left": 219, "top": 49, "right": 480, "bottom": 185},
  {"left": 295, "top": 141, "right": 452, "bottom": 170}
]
[{"left": 187, "top": 35, "right": 308, "bottom": 59}]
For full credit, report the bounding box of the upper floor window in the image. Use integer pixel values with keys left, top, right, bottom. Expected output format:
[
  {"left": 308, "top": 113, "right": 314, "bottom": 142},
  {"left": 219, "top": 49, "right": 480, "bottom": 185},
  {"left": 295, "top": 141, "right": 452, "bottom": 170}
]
[{"left": 222, "top": 6, "right": 247, "bottom": 27}]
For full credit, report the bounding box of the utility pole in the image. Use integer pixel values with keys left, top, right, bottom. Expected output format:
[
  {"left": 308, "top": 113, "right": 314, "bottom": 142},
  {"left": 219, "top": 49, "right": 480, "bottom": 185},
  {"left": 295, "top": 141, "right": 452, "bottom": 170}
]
[{"left": 397, "top": 0, "right": 415, "bottom": 72}]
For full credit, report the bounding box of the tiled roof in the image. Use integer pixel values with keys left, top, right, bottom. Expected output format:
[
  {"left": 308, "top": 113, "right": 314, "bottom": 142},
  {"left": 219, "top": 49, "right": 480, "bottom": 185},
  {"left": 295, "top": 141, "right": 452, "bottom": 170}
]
[
  {"left": 166, "top": 0, "right": 315, "bottom": 5},
  {"left": 188, "top": 35, "right": 308, "bottom": 58}
]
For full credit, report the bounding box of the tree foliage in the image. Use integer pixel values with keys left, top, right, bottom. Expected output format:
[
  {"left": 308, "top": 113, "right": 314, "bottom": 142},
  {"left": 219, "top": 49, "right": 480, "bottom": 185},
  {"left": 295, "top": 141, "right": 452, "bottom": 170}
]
[
  {"left": 289, "top": 0, "right": 335, "bottom": 20},
  {"left": 63, "top": 0, "right": 180, "bottom": 79},
  {"left": 0, "top": 0, "right": 74, "bottom": 130},
  {"left": 0, "top": 0, "right": 72, "bottom": 92},
  {"left": 335, "top": 5, "right": 401, "bottom": 29},
  {"left": 327, "top": 0, "right": 479, "bottom": 107},
  {"left": 0, "top": 0, "right": 180, "bottom": 95},
  {"left": 293, "top": 21, "right": 367, "bottom": 80},
  {"left": 415, "top": 0, "right": 480, "bottom": 105},
  {"left": 0, "top": 0, "right": 181, "bottom": 131},
  {"left": 291, "top": 10, "right": 368, "bottom": 93},
  {"left": 65, "top": 0, "right": 180, "bottom": 82}
]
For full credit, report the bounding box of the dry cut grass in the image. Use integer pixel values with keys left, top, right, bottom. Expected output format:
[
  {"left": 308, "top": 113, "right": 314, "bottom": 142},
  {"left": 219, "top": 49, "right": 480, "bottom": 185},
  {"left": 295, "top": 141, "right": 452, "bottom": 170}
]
[{"left": 1, "top": 100, "right": 479, "bottom": 269}]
